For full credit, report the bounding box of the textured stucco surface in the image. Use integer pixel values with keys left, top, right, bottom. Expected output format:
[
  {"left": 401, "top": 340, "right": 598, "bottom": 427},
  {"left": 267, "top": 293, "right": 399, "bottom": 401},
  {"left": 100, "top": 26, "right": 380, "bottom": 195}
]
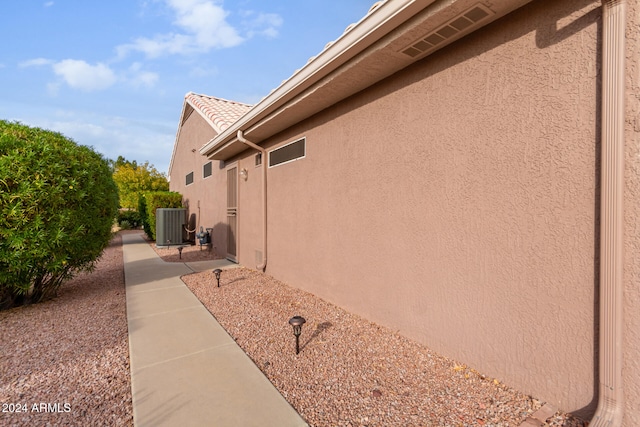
[
  {"left": 169, "top": 0, "right": 640, "bottom": 420},
  {"left": 169, "top": 111, "right": 228, "bottom": 255},
  {"left": 623, "top": 0, "right": 640, "bottom": 424},
  {"left": 264, "top": 0, "right": 601, "bottom": 413},
  {"left": 170, "top": 109, "right": 264, "bottom": 262}
]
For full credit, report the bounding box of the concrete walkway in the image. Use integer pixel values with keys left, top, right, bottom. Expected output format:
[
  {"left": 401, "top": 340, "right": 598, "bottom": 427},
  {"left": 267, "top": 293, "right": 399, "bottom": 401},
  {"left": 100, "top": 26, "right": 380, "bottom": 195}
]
[{"left": 122, "top": 232, "right": 308, "bottom": 427}]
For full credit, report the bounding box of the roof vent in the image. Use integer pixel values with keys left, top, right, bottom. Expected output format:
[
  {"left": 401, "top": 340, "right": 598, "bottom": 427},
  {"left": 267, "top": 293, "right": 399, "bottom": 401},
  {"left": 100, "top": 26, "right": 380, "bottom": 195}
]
[{"left": 401, "top": 3, "right": 494, "bottom": 58}]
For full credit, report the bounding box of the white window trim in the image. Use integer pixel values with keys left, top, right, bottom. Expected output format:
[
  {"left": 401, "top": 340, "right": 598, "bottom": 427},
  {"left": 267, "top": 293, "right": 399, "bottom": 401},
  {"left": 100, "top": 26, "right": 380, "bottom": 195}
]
[
  {"left": 268, "top": 137, "right": 306, "bottom": 168},
  {"left": 203, "top": 161, "right": 213, "bottom": 179}
]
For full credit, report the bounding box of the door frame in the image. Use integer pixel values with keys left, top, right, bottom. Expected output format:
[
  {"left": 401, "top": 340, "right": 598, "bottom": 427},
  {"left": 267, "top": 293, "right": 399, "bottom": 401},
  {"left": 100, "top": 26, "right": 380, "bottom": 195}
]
[{"left": 225, "top": 162, "right": 238, "bottom": 262}]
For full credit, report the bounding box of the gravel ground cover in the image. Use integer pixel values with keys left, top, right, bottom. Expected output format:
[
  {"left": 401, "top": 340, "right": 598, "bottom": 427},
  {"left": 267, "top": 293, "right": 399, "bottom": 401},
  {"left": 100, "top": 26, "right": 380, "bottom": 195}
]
[
  {"left": 0, "top": 230, "right": 588, "bottom": 426},
  {"left": 181, "top": 267, "right": 588, "bottom": 427},
  {"left": 149, "top": 238, "right": 222, "bottom": 263},
  {"left": 0, "top": 233, "right": 133, "bottom": 427}
]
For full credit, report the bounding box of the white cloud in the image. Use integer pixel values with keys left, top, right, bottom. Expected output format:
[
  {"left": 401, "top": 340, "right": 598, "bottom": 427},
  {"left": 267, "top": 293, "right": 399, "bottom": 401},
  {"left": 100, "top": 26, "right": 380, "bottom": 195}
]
[
  {"left": 241, "top": 11, "right": 282, "bottom": 39},
  {"left": 20, "top": 58, "right": 53, "bottom": 68},
  {"left": 126, "top": 62, "right": 159, "bottom": 88},
  {"left": 44, "top": 1, "right": 54, "bottom": 7},
  {"left": 117, "top": 0, "right": 244, "bottom": 58},
  {"left": 52, "top": 59, "right": 117, "bottom": 91},
  {"left": 189, "top": 65, "right": 218, "bottom": 78},
  {"left": 130, "top": 70, "right": 159, "bottom": 88}
]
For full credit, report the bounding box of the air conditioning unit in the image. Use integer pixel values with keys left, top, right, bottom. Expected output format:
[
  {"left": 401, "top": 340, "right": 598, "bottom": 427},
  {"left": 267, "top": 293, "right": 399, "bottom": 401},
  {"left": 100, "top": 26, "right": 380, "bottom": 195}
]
[{"left": 156, "top": 208, "right": 186, "bottom": 246}]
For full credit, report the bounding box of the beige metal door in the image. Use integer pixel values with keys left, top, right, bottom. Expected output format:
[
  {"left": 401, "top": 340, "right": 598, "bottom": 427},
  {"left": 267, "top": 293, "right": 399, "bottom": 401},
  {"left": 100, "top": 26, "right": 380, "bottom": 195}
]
[{"left": 226, "top": 165, "right": 238, "bottom": 262}]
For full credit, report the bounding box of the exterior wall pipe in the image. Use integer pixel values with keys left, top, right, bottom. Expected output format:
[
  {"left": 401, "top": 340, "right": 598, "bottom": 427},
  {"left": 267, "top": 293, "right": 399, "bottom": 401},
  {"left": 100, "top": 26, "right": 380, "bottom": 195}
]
[
  {"left": 237, "top": 130, "right": 267, "bottom": 271},
  {"left": 591, "top": 0, "right": 626, "bottom": 425}
]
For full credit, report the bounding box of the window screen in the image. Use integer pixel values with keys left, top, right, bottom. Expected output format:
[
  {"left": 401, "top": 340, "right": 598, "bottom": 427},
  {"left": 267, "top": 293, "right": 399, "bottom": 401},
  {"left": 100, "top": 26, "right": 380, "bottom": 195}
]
[
  {"left": 203, "top": 161, "right": 212, "bottom": 178},
  {"left": 269, "top": 138, "right": 305, "bottom": 167},
  {"left": 186, "top": 171, "right": 194, "bottom": 185}
]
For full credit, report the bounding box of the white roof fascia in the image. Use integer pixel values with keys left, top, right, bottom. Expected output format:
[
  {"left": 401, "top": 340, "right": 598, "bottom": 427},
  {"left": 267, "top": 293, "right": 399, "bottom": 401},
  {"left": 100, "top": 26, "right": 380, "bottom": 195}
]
[
  {"left": 167, "top": 94, "right": 191, "bottom": 178},
  {"left": 200, "top": 0, "right": 437, "bottom": 157}
]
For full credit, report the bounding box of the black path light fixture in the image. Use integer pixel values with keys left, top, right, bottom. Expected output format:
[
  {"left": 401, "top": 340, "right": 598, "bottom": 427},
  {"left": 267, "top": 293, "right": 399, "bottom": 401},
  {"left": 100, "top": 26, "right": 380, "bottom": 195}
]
[
  {"left": 213, "top": 268, "right": 222, "bottom": 287},
  {"left": 177, "top": 246, "right": 184, "bottom": 259},
  {"left": 288, "top": 316, "right": 306, "bottom": 355}
]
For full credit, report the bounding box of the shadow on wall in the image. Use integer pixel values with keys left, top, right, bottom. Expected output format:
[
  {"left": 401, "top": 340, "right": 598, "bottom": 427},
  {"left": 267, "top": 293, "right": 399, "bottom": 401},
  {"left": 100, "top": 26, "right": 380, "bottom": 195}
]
[
  {"left": 186, "top": 213, "right": 197, "bottom": 242},
  {"left": 181, "top": 198, "right": 234, "bottom": 256},
  {"left": 176, "top": 211, "right": 234, "bottom": 262},
  {"left": 198, "top": 222, "right": 230, "bottom": 256}
]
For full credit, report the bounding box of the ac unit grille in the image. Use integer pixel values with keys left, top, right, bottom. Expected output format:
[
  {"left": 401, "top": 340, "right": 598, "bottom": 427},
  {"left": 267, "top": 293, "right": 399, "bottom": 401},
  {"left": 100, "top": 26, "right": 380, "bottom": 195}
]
[
  {"left": 401, "top": 4, "right": 494, "bottom": 58},
  {"left": 156, "top": 208, "right": 186, "bottom": 245}
]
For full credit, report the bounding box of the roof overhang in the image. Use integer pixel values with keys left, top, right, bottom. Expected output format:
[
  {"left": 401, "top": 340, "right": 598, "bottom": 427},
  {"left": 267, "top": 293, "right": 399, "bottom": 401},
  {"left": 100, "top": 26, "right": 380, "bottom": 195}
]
[{"left": 200, "top": 0, "right": 534, "bottom": 161}]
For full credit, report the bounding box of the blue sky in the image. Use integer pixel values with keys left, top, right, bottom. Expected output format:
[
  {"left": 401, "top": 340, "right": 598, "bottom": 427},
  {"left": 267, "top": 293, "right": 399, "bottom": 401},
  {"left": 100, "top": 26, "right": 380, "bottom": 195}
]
[{"left": 1, "top": 0, "right": 375, "bottom": 174}]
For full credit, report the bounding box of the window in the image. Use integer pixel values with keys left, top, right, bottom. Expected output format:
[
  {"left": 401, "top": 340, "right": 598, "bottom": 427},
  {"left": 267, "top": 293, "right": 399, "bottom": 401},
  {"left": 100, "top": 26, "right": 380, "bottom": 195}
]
[
  {"left": 203, "top": 161, "right": 212, "bottom": 178},
  {"left": 185, "top": 171, "right": 194, "bottom": 185},
  {"left": 269, "top": 137, "right": 305, "bottom": 168},
  {"left": 255, "top": 153, "right": 262, "bottom": 167}
]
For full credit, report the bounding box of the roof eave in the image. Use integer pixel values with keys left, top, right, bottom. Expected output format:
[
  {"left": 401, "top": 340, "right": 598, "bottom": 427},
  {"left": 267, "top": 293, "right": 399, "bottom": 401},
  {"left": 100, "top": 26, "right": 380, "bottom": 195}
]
[
  {"left": 168, "top": 95, "right": 192, "bottom": 178},
  {"left": 207, "top": 138, "right": 246, "bottom": 161},
  {"left": 200, "top": 0, "right": 534, "bottom": 161},
  {"left": 201, "top": 0, "right": 439, "bottom": 159},
  {"left": 185, "top": 94, "right": 223, "bottom": 134}
]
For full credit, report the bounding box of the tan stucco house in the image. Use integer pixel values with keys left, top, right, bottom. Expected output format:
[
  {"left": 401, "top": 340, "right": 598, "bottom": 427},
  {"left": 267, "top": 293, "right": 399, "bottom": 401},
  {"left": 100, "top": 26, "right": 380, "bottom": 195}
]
[{"left": 168, "top": 0, "right": 640, "bottom": 424}]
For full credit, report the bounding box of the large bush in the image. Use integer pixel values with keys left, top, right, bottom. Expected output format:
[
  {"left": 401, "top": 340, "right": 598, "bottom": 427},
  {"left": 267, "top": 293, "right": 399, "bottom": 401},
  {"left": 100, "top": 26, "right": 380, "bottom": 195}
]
[
  {"left": 0, "top": 120, "right": 119, "bottom": 309},
  {"left": 112, "top": 159, "right": 168, "bottom": 209},
  {"left": 116, "top": 209, "right": 141, "bottom": 229},
  {"left": 138, "top": 191, "right": 183, "bottom": 240}
]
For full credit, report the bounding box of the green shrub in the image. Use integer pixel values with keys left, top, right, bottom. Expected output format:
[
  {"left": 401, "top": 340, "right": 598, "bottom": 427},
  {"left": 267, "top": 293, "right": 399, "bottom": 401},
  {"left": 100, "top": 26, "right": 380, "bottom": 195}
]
[
  {"left": 117, "top": 210, "right": 141, "bottom": 229},
  {"left": 138, "top": 191, "right": 183, "bottom": 240},
  {"left": 0, "top": 120, "right": 119, "bottom": 309},
  {"left": 112, "top": 160, "right": 168, "bottom": 209},
  {"left": 138, "top": 194, "right": 150, "bottom": 238}
]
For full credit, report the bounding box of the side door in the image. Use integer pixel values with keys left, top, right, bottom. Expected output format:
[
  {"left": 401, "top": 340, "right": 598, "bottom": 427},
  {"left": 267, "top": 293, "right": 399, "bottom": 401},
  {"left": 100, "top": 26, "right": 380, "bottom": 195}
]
[{"left": 226, "top": 164, "right": 238, "bottom": 262}]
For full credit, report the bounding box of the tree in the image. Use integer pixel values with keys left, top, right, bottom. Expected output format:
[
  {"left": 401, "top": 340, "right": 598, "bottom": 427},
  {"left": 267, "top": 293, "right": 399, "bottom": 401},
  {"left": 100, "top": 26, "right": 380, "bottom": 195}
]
[
  {"left": 138, "top": 191, "right": 184, "bottom": 240},
  {"left": 0, "top": 120, "right": 119, "bottom": 309},
  {"left": 112, "top": 160, "right": 168, "bottom": 209},
  {"left": 109, "top": 155, "right": 137, "bottom": 171}
]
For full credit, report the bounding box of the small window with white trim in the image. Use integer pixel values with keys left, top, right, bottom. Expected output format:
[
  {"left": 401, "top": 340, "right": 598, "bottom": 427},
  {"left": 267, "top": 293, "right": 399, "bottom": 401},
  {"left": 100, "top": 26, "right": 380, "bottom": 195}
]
[
  {"left": 186, "top": 171, "right": 194, "bottom": 185},
  {"left": 203, "top": 161, "right": 212, "bottom": 178},
  {"left": 255, "top": 153, "right": 262, "bottom": 167},
  {"left": 269, "top": 137, "right": 305, "bottom": 168}
]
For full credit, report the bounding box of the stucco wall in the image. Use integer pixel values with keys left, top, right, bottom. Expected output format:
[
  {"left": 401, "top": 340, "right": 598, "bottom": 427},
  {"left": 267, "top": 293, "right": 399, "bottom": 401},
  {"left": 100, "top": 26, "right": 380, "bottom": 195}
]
[
  {"left": 261, "top": 0, "right": 602, "bottom": 414},
  {"left": 169, "top": 0, "right": 640, "bottom": 419},
  {"left": 236, "top": 152, "right": 265, "bottom": 268},
  {"left": 168, "top": 110, "right": 228, "bottom": 256},
  {"left": 222, "top": 151, "right": 264, "bottom": 265},
  {"left": 169, "top": 109, "right": 265, "bottom": 261}
]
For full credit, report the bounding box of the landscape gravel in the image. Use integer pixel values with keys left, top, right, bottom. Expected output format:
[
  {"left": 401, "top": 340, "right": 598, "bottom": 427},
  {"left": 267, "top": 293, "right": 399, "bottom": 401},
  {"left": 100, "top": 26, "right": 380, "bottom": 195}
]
[
  {"left": 150, "top": 237, "right": 222, "bottom": 262},
  {"left": 0, "top": 233, "right": 132, "bottom": 427},
  {"left": 181, "top": 266, "right": 588, "bottom": 427},
  {"left": 0, "top": 231, "right": 588, "bottom": 426}
]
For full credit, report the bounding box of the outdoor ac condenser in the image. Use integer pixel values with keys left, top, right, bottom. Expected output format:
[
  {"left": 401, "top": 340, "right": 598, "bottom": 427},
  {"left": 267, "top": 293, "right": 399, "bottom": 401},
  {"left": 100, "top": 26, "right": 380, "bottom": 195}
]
[{"left": 155, "top": 208, "right": 186, "bottom": 246}]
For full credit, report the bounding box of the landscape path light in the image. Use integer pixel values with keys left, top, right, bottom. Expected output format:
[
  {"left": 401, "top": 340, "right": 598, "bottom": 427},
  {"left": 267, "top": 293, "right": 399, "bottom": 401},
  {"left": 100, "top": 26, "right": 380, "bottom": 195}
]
[
  {"left": 177, "top": 246, "right": 184, "bottom": 259},
  {"left": 288, "top": 316, "right": 306, "bottom": 355},
  {"left": 213, "top": 269, "right": 222, "bottom": 287}
]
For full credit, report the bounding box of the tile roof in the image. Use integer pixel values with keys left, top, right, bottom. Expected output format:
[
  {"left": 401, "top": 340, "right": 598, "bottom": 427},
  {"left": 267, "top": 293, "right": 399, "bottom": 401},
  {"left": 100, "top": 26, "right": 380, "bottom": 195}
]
[{"left": 185, "top": 92, "right": 252, "bottom": 134}]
